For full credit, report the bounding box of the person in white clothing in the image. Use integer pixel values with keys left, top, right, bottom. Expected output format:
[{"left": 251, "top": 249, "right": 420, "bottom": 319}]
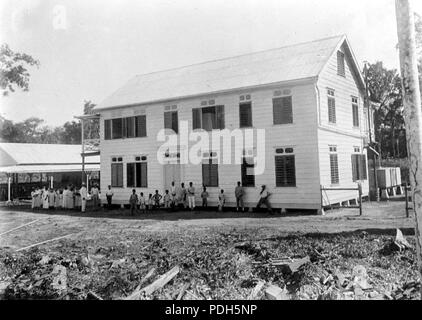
[
  {"left": 187, "top": 182, "right": 195, "bottom": 211},
  {"left": 256, "top": 185, "right": 273, "bottom": 214},
  {"left": 80, "top": 183, "right": 88, "bottom": 213},
  {"left": 42, "top": 187, "right": 49, "bottom": 209}
]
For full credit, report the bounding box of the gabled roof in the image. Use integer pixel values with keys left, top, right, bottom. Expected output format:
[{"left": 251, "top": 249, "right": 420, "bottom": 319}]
[
  {"left": 0, "top": 143, "right": 100, "bottom": 166},
  {"left": 95, "top": 34, "right": 364, "bottom": 110}
]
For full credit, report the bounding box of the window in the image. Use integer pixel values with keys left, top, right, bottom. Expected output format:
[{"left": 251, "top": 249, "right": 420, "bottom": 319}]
[
  {"left": 111, "top": 157, "right": 123, "bottom": 187},
  {"left": 327, "top": 89, "right": 336, "bottom": 124},
  {"left": 192, "top": 106, "right": 225, "bottom": 131},
  {"left": 112, "top": 118, "right": 123, "bottom": 139},
  {"left": 135, "top": 115, "right": 147, "bottom": 137},
  {"left": 241, "top": 156, "right": 255, "bottom": 187},
  {"left": 202, "top": 154, "right": 219, "bottom": 187},
  {"left": 351, "top": 153, "right": 367, "bottom": 182},
  {"left": 104, "top": 119, "right": 111, "bottom": 140},
  {"left": 239, "top": 102, "right": 252, "bottom": 128},
  {"left": 164, "top": 111, "right": 178, "bottom": 133},
  {"left": 126, "top": 117, "right": 136, "bottom": 138},
  {"left": 275, "top": 148, "right": 296, "bottom": 187},
  {"left": 127, "top": 156, "right": 148, "bottom": 188},
  {"left": 352, "top": 97, "right": 359, "bottom": 127},
  {"left": 329, "top": 146, "right": 339, "bottom": 184},
  {"left": 273, "top": 96, "right": 293, "bottom": 125},
  {"left": 337, "top": 51, "right": 345, "bottom": 76}
]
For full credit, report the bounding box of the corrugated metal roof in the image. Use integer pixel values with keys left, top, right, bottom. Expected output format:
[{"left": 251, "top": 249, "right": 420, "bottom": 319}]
[
  {"left": 0, "top": 164, "right": 100, "bottom": 174},
  {"left": 0, "top": 143, "right": 100, "bottom": 166},
  {"left": 95, "top": 35, "right": 346, "bottom": 110}
]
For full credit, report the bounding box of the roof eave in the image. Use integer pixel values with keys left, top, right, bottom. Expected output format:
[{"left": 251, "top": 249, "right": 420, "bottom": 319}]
[{"left": 93, "top": 76, "right": 318, "bottom": 112}]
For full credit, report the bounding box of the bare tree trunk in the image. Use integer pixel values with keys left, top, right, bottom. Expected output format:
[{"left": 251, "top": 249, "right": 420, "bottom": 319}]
[{"left": 395, "top": 0, "right": 422, "bottom": 298}]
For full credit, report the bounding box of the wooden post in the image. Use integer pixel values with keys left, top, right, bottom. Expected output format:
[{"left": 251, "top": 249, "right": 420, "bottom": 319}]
[
  {"left": 81, "top": 118, "right": 85, "bottom": 184},
  {"left": 395, "top": 0, "right": 422, "bottom": 297},
  {"left": 7, "top": 175, "right": 11, "bottom": 203},
  {"left": 405, "top": 183, "right": 410, "bottom": 218},
  {"left": 358, "top": 182, "right": 362, "bottom": 216}
]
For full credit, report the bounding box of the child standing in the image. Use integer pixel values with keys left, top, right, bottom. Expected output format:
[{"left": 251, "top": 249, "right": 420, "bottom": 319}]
[
  {"left": 152, "top": 190, "right": 162, "bottom": 209},
  {"left": 129, "top": 189, "right": 138, "bottom": 216},
  {"left": 139, "top": 192, "right": 146, "bottom": 214},
  {"left": 201, "top": 186, "right": 209, "bottom": 209},
  {"left": 163, "top": 190, "right": 171, "bottom": 210},
  {"left": 218, "top": 189, "right": 225, "bottom": 212},
  {"left": 147, "top": 194, "right": 153, "bottom": 211}
]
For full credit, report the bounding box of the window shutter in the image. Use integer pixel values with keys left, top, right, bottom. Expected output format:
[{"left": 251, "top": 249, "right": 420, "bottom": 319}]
[
  {"left": 122, "top": 118, "right": 127, "bottom": 138},
  {"left": 136, "top": 115, "right": 147, "bottom": 137},
  {"left": 239, "top": 103, "right": 252, "bottom": 127},
  {"left": 112, "top": 118, "right": 123, "bottom": 139},
  {"left": 359, "top": 155, "right": 367, "bottom": 180},
  {"left": 164, "top": 112, "right": 172, "bottom": 130},
  {"left": 111, "top": 164, "right": 117, "bottom": 186},
  {"left": 351, "top": 154, "right": 358, "bottom": 182},
  {"left": 117, "top": 163, "right": 123, "bottom": 187},
  {"left": 216, "top": 105, "right": 225, "bottom": 129},
  {"left": 273, "top": 97, "right": 293, "bottom": 125},
  {"left": 328, "top": 98, "right": 336, "bottom": 123},
  {"left": 192, "top": 108, "right": 201, "bottom": 130},
  {"left": 140, "top": 162, "right": 148, "bottom": 187},
  {"left": 127, "top": 163, "right": 135, "bottom": 187},
  {"left": 126, "top": 117, "right": 135, "bottom": 138},
  {"left": 172, "top": 111, "right": 178, "bottom": 133},
  {"left": 202, "top": 162, "right": 210, "bottom": 186},
  {"left": 330, "top": 154, "right": 339, "bottom": 184},
  {"left": 104, "top": 120, "right": 111, "bottom": 140},
  {"left": 210, "top": 162, "right": 219, "bottom": 186},
  {"left": 352, "top": 104, "right": 359, "bottom": 127},
  {"left": 275, "top": 155, "right": 296, "bottom": 187}
]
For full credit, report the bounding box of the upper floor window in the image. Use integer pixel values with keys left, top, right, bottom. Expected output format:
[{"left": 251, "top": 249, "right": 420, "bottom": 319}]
[
  {"left": 337, "top": 51, "right": 345, "bottom": 77},
  {"left": 164, "top": 111, "right": 178, "bottom": 133},
  {"left": 239, "top": 102, "right": 253, "bottom": 128},
  {"left": 104, "top": 115, "right": 147, "bottom": 140},
  {"left": 352, "top": 97, "right": 359, "bottom": 128},
  {"left": 192, "top": 106, "right": 225, "bottom": 131},
  {"left": 327, "top": 89, "right": 336, "bottom": 124},
  {"left": 273, "top": 96, "right": 293, "bottom": 125}
]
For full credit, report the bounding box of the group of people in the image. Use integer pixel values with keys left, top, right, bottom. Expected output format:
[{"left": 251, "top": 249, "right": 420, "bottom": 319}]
[
  {"left": 31, "top": 183, "right": 101, "bottom": 213},
  {"left": 127, "top": 181, "right": 273, "bottom": 215}
]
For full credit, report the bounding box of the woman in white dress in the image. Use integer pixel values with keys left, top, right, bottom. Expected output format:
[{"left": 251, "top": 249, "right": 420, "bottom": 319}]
[
  {"left": 34, "top": 188, "right": 41, "bottom": 209},
  {"left": 31, "top": 188, "right": 36, "bottom": 210},
  {"left": 68, "top": 187, "right": 74, "bottom": 209},
  {"left": 42, "top": 187, "right": 49, "bottom": 209}
]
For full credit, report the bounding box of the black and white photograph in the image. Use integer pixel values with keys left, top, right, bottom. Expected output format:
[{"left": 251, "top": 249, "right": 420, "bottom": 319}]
[{"left": 0, "top": 0, "right": 422, "bottom": 307}]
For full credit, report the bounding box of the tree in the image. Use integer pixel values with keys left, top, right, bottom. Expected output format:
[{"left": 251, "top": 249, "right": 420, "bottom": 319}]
[
  {"left": 365, "top": 61, "right": 405, "bottom": 158},
  {"left": 61, "top": 121, "right": 81, "bottom": 144},
  {"left": 0, "top": 44, "right": 40, "bottom": 96},
  {"left": 83, "top": 100, "right": 99, "bottom": 140}
]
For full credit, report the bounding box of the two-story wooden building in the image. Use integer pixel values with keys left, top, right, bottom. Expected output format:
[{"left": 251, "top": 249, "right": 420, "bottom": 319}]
[{"left": 93, "top": 35, "right": 370, "bottom": 212}]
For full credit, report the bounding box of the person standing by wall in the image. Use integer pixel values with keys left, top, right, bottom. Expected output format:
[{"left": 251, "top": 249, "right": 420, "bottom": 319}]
[
  {"left": 235, "top": 181, "right": 245, "bottom": 212},
  {"left": 218, "top": 189, "right": 225, "bottom": 212},
  {"left": 163, "top": 190, "right": 171, "bottom": 210},
  {"left": 129, "top": 189, "right": 138, "bottom": 216},
  {"left": 187, "top": 182, "right": 195, "bottom": 211},
  {"left": 80, "top": 183, "right": 88, "bottom": 213},
  {"left": 139, "top": 192, "right": 146, "bottom": 214},
  {"left": 106, "top": 185, "right": 113, "bottom": 210},
  {"left": 201, "top": 186, "right": 209, "bottom": 210},
  {"left": 91, "top": 184, "right": 100, "bottom": 211},
  {"left": 42, "top": 187, "right": 49, "bottom": 210}
]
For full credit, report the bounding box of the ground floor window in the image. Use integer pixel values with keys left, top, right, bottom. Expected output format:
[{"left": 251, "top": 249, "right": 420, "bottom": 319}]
[
  {"left": 241, "top": 156, "right": 255, "bottom": 187},
  {"left": 329, "top": 146, "right": 339, "bottom": 185},
  {"left": 351, "top": 153, "right": 367, "bottom": 181},
  {"left": 111, "top": 157, "right": 123, "bottom": 187},
  {"left": 127, "top": 157, "right": 148, "bottom": 188},
  {"left": 202, "top": 153, "right": 218, "bottom": 187},
  {"left": 275, "top": 147, "right": 296, "bottom": 187}
]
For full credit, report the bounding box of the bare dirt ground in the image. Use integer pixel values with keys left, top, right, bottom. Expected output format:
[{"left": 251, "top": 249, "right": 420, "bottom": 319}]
[{"left": 0, "top": 201, "right": 420, "bottom": 300}]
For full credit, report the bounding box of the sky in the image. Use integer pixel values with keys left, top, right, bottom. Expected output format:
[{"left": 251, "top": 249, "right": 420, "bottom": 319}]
[{"left": 1, "top": 0, "right": 422, "bottom": 126}]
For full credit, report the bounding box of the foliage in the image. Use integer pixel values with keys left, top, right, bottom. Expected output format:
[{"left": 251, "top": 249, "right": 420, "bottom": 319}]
[
  {"left": 0, "top": 99, "right": 101, "bottom": 144},
  {"left": 365, "top": 62, "right": 406, "bottom": 159},
  {"left": 0, "top": 44, "right": 40, "bottom": 96}
]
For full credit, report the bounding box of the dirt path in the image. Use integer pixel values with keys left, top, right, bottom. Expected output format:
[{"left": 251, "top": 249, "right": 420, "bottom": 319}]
[{"left": 0, "top": 202, "right": 414, "bottom": 250}]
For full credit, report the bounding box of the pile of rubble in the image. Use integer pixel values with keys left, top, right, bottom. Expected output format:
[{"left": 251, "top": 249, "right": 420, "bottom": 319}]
[{"left": 0, "top": 229, "right": 420, "bottom": 300}]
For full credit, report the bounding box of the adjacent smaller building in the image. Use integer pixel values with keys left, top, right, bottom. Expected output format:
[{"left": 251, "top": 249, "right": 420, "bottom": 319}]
[{"left": 0, "top": 143, "right": 100, "bottom": 201}]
